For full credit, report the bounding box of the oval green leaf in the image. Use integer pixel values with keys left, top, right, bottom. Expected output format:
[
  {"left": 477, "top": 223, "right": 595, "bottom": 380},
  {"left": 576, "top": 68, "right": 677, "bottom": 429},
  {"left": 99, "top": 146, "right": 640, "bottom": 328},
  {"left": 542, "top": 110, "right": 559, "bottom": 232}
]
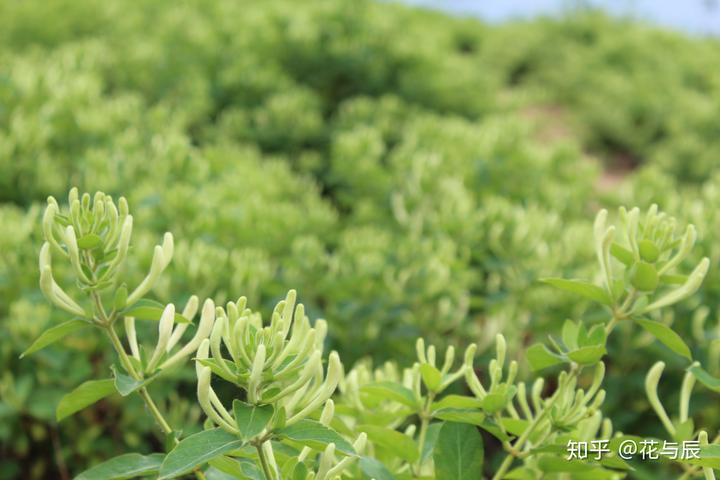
[
  {"left": 20, "top": 319, "right": 90, "bottom": 358},
  {"left": 159, "top": 428, "right": 244, "bottom": 479},
  {"left": 75, "top": 453, "right": 164, "bottom": 480},
  {"left": 637, "top": 318, "right": 692, "bottom": 360},
  {"left": 56, "top": 379, "right": 116, "bottom": 421},
  {"left": 433, "top": 421, "right": 484, "bottom": 480}
]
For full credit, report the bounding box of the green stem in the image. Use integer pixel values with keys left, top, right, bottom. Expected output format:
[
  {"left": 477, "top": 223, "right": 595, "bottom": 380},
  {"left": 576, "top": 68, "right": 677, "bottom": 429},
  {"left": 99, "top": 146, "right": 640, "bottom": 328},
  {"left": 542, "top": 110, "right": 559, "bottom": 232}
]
[
  {"left": 491, "top": 368, "right": 579, "bottom": 480},
  {"left": 105, "top": 323, "right": 140, "bottom": 380},
  {"left": 256, "top": 442, "right": 274, "bottom": 480},
  {"left": 414, "top": 392, "right": 435, "bottom": 476}
]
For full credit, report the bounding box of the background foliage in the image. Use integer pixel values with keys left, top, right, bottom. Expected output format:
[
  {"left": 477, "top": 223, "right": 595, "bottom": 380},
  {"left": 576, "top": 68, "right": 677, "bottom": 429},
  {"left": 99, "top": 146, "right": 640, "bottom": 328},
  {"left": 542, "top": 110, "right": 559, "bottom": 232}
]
[{"left": 2, "top": 0, "right": 720, "bottom": 478}]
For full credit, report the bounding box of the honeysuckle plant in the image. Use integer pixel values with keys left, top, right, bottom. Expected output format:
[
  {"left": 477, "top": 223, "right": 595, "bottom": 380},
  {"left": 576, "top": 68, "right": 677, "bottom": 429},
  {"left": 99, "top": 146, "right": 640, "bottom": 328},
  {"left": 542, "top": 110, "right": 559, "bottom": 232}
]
[{"left": 19, "top": 191, "right": 720, "bottom": 479}]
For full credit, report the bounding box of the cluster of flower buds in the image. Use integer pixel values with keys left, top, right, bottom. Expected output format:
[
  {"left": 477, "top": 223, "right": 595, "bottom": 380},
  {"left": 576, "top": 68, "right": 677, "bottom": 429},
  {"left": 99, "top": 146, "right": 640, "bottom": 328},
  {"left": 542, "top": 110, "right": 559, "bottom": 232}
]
[
  {"left": 39, "top": 188, "right": 174, "bottom": 322},
  {"left": 594, "top": 205, "right": 709, "bottom": 314},
  {"left": 465, "top": 334, "right": 519, "bottom": 414},
  {"left": 338, "top": 360, "right": 409, "bottom": 429},
  {"left": 545, "top": 364, "right": 607, "bottom": 433},
  {"left": 413, "top": 338, "right": 468, "bottom": 396},
  {"left": 123, "top": 296, "right": 216, "bottom": 375},
  {"left": 195, "top": 290, "right": 342, "bottom": 434},
  {"left": 293, "top": 400, "right": 368, "bottom": 480}
]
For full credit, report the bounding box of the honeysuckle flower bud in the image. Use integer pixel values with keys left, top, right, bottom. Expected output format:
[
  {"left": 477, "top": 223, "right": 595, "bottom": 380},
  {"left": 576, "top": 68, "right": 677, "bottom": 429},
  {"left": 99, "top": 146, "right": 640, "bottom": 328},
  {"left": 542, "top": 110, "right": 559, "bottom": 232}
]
[
  {"left": 316, "top": 443, "right": 336, "bottom": 480},
  {"left": 124, "top": 316, "right": 141, "bottom": 360},
  {"left": 38, "top": 243, "right": 86, "bottom": 317},
  {"left": 161, "top": 298, "right": 215, "bottom": 370},
  {"left": 594, "top": 209, "right": 614, "bottom": 293},
  {"left": 323, "top": 433, "right": 368, "bottom": 479},
  {"left": 517, "top": 382, "right": 533, "bottom": 420},
  {"left": 645, "top": 361, "right": 675, "bottom": 436},
  {"left": 464, "top": 343, "right": 486, "bottom": 398},
  {"left": 601, "top": 418, "right": 613, "bottom": 439},
  {"left": 166, "top": 295, "right": 199, "bottom": 351},
  {"left": 160, "top": 232, "right": 173, "bottom": 269},
  {"left": 658, "top": 225, "right": 697, "bottom": 275},
  {"left": 116, "top": 214, "right": 133, "bottom": 259},
  {"left": 426, "top": 345, "right": 436, "bottom": 366},
  {"left": 642, "top": 257, "right": 710, "bottom": 313},
  {"left": 196, "top": 339, "right": 238, "bottom": 434},
  {"left": 64, "top": 226, "right": 91, "bottom": 284},
  {"left": 126, "top": 244, "right": 169, "bottom": 306},
  {"left": 440, "top": 345, "right": 455, "bottom": 375},
  {"left": 696, "top": 431, "right": 716, "bottom": 480},
  {"left": 287, "top": 352, "right": 342, "bottom": 425},
  {"left": 42, "top": 200, "right": 66, "bottom": 257},
  {"left": 496, "top": 334, "right": 507, "bottom": 366},
  {"left": 680, "top": 366, "right": 697, "bottom": 423},
  {"left": 320, "top": 399, "right": 335, "bottom": 425},
  {"left": 416, "top": 338, "right": 427, "bottom": 364},
  {"left": 209, "top": 316, "right": 235, "bottom": 381},
  {"left": 248, "top": 344, "right": 267, "bottom": 403},
  {"left": 146, "top": 304, "right": 175, "bottom": 372},
  {"left": 531, "top": 378, "right": 544, "bottom": 413}
]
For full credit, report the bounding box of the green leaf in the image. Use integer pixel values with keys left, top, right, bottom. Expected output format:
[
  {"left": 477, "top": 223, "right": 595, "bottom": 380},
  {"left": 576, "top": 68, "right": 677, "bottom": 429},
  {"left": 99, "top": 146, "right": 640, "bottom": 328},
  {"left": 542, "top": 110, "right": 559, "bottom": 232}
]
[
  {"left": 207, "top": 456, "right": 260, "bottom": 479},
  {"left": 637, "top": 318, "right": 692, "bottom": 360},
  {"left": 434, "top": 408, "right": 486, "bottom": 426},
  {"left": 113, "top": 285, "right": 128, "bottom": 310},
  {"left": 359, "top": 424, "right": 419, "bottom": 462},
  {"left": 674, "top": 418, "right": 695, "bottom": 443},
  {"left": 526, "top": 343, "right": 565, "bottom": 371},
  {"left": 111, "top": 365, "right": 155, "bottom": 396},
  {"left": 537, "top": 455, "right": 595, "bottom": 473},
  {"left": 56, "top": 379, "right": 116, "bottom": 421},
  {"left": 503, "top": 467, "right": 536, "bottom": 480},
  {"left": 540, "top": 278, "right": 611, "bottom": 305},
  {"left": 361, "top": 382, "right": 419, "bottom": 409},
  {"left": 359, "top": 457, "right": 395, "bottom": 480},
  {"left": 561, "top": 320, "right": 579, "bottom": 350},
  {"left": 433, "top": 422, "right": 484, "bottom": 480},
  {"left": 500, "top": 418, "right": 530, "bottom": 436},
  {"left": 159, "top": 428, "right": 244, "bottom": 479},
  {"left": 683, "top": 444, "right": 720, "bottom": 469},
  {"left": 688, "top": 364, "right": 720, "bottom": 392},
  {"left": 277, "top": 420, "right": 355, "bottom": 455},
  {"left": 123, "top": 299, "right": 191, "bottom": 324},
  {"left": 567, "top": 345, "right": 606, "bottom": 366},
  {"left": 75, "top": 453, "right": 164, "bottom": 480},
  {"left": 290, "top": 461, "right": 308, "bottom": 480},
  {"left": 197, "top": 358, "right": 239, "bottom": 384},
  {"left": 481, "top": 389, "right": 514, "bottom": 414},
  {"left": 421, "top": 423, "right": 442, "bottom": 462},
  {"left": 77, "top": 233, "right": 103, "bottom": 249},
  {"left": 20, "top": 319, "right": 90, "bottom": 358},
  {"left": 431, "top": 395, "right": 483, "bottom": 411},
  {"left": 232, "top": 400, "right": 274, "bottom": 441},
  {"left": 419, "top": 364, "right": 442, "bottom": 391},
  {"left": 610, "top": 243, "right": 634, "bottom": 266}
]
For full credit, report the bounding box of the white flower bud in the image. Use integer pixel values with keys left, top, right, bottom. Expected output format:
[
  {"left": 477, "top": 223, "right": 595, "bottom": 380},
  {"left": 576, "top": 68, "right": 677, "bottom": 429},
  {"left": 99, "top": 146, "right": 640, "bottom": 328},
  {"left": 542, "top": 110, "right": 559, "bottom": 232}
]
[
  {"left": 126, "top": 245, "right": 166, "bottom": 306},
  {"left": 645, "top": 362, "right": 675, "bottom": 436},
  {"left": 161, "top": 298, "right": 215, "bottom": 370},
  {"left": 124, "top": 317, "right": 141, "bottom": 360},
  {"left": 65, "top": 226, "right": 91, "bottom": 283},
  {"left": 146, "top": 304, "right": 175, "bottom": 372},
  {"left": 643, "top": 257, "right": 709, "bottom": 313},
  {"left": 680, "top": 366, "right": 697, "bottom": 423},
  {"left": 248, "top": 344, "right": 267, "bottom": 403}
]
